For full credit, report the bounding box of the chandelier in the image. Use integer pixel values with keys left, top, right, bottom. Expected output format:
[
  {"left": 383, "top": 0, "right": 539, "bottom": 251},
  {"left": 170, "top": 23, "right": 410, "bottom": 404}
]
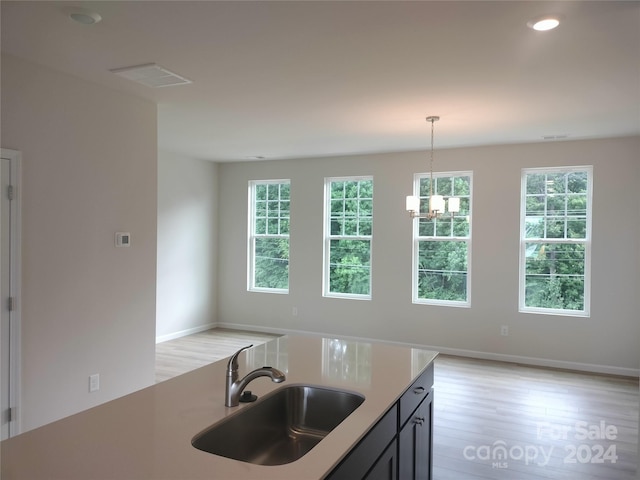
[{"left": 405, "top": 116, "right": 459, "bottom": 219}]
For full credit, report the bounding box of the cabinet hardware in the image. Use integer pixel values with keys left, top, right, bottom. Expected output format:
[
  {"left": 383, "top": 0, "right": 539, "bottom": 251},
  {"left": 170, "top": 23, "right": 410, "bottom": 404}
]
[
  {"left": 413, "top": 416, "right": 425, "bottom": 425},
  {"left": 413, "top": 386, "right": 425, "bottom": 394}
]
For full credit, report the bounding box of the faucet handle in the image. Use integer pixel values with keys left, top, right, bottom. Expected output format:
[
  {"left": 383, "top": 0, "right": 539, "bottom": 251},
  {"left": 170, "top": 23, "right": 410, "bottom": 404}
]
[{"left": 227, "top": 344, "right": 253, "bottom": 374}]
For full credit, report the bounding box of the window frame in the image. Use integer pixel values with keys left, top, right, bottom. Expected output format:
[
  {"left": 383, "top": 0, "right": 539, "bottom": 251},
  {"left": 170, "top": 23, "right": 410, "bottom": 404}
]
[
  {"left": 411, "top": 171, "right": 473, "bottom": 307},
  {"left": 518, "top": 166, "right": 593, "bottom": 317},
  {"left": 323, "top": 176, "right": 374, "bottom": 300},
  {"left": 247, "top": 179, "right": 290, "bottom": 294}
]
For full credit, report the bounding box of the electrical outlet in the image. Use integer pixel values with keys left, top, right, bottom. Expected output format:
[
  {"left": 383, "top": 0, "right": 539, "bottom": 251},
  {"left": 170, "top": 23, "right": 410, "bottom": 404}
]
[
  {"left": 89, "top": 374, "right": 100, "bottom": 392},
  {"left": 500, "top": 325, "right": 509, "bottom": 336}
]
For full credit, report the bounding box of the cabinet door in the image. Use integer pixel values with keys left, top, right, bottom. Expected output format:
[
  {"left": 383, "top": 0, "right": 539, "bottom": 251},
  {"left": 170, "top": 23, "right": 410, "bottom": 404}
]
[
  {"left": 399, "top": 392, "right": 432, "bottom": 480},
  {"left": 365, "top": 439, "right": 397, "bottom": 480},
  {"left": 327, "top": 405, "right": 397, "bottom": 480}
]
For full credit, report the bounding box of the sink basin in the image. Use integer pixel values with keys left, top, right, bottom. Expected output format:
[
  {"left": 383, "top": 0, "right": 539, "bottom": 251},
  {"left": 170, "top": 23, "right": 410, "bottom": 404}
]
[{"left": 192, "top": 384, "right": 365, "bottom": 465}]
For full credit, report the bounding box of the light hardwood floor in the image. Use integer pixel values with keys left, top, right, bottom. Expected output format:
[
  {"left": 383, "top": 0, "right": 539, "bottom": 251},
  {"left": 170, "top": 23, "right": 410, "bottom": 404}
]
[
  {"left": 433, "top": 355, "right": 638, "bottom": 479},
  {"left": 156, "top": 330, "right": 639, "bottom": 479},
  {"left": 155, "top": 328, "right": 280, "bottom": 383}
]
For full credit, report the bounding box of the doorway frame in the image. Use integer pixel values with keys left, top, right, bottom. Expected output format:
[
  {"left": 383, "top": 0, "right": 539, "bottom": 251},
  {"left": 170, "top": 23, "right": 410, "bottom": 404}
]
[{"left": 1, "top": 148, "right": 22, "bottom": 437}]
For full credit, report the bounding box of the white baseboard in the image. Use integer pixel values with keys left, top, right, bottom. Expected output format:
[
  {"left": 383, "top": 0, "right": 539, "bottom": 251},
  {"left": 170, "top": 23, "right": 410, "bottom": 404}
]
[
  {"left": 217, "top": 322, "right": 640, "bottom": 378},
  {"left": 156, "top": 322, "right": 217, "bottom": 344},
  {"left": 426, "top": 346, "right": 639, "bottom": 377}
]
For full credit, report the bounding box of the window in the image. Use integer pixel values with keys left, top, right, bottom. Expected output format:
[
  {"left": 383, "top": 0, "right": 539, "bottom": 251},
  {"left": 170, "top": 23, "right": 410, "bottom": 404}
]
[
  {"left": 412, "top": 172, "right": 472, "bottom": 306},
  {"left": 324, "top": 177, "right": 373, "bottom": 298},
  {"left": 322, "top": 338, "right": 372, "bottom": 386},
  {"left": 248, "top": 180, "right": 290, "bottom": 293},
  {"left": 520, "top": 166, "right": 592, "bottom": 316}
]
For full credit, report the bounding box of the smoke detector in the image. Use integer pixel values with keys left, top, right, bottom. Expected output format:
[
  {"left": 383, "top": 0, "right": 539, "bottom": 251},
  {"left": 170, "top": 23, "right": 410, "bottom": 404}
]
[{"left": 109, "top": 63, "right": 192, "bottom": 88}]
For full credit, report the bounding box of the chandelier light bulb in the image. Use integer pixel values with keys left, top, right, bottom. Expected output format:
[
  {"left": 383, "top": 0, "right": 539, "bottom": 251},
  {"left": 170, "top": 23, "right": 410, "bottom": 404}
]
[
  {"left": 406, "top": 196, "right": 420, "bottom": 213},
  {"left": 447, "top": 197, "right": 461, "bottom": 214},
  {"left": 430, "top": 195, "right": 445, "bottom": 215}
]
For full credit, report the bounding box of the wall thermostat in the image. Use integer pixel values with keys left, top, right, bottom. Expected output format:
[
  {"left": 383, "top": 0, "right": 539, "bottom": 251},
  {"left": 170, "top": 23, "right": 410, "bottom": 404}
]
[{"left": 115, "top": 232, "right": 131, "bottom": 247}]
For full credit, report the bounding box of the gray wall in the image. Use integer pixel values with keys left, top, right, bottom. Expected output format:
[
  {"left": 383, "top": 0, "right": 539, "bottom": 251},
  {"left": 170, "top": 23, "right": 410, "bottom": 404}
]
[
  {"left": 2, "top": 51, "right": 637, "bottom": 436},
  {"left": 218, "top": 136, "right": 640, "bottom": 374},
  {"left": 1, "top": 54, "right": 158, "bottom": 431},
  {"left": 156, "top": 151, "right": 218, "bottom": 341}
]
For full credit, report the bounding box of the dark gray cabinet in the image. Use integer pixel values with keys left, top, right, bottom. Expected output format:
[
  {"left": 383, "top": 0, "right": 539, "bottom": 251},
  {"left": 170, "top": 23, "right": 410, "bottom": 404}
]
[
  {"left": 326, "top": 404, "right": 397, "bottom": 480},
  {"left": 398, "top": 363, "right": 433, "bottom": 480},
  {"left": 399, "top": 389, "right": 432, "bottom": 480},
  {"left": 326, "top": 363, "right": 434, "bottom": 480},
  {"left": 366, "top": 438, "right": 397, "bottom": 480}
]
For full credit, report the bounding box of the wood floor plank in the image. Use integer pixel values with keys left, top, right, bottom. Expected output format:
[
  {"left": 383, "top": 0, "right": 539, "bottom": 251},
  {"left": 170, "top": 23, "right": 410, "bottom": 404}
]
[
  {"left": 155, "top": 328, "right": 280, "bottom": 383},
  {"left": 155, "top": 330, "right": 639, "bottom": 479},
  {"left": 434, "top": 355, "right": 638, "bottom": 479}
]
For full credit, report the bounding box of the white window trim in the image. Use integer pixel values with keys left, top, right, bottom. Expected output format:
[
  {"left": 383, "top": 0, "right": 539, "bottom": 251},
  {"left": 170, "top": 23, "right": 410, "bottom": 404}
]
[
  {"left": 518, "top": 165, "right": 592, "bottom": 317},
  {"left": 411, "top": 171, "right": 472, "bottom": 307},
  {"left": 247, "top": 179, "right": 290, "bottom": 294},
  {"left": 323, "top": 176, "right": 373, "bottom": 300}
]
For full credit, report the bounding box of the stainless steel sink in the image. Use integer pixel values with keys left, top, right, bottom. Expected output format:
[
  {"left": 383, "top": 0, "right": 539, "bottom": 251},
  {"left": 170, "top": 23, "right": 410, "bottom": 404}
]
[{"left": 192, "top": 384, "right": 365, "bottom": 465}]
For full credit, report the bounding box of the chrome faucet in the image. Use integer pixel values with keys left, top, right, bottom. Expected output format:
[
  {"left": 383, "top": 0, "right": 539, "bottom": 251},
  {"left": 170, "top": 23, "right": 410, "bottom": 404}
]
[{"left": 225, "top": 344, "right": 286, "bottom": 407}]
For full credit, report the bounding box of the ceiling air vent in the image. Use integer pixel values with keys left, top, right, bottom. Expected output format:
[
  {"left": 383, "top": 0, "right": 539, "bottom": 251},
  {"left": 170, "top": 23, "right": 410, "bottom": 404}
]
[{"left": 110, "top": 63, "right": 192, "bottom": 88}]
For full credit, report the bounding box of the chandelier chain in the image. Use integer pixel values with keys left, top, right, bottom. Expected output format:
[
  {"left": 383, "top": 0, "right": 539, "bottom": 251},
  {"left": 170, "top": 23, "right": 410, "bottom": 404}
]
[{"left": 427, "top": 116, "right": 439, "bottom": 202}]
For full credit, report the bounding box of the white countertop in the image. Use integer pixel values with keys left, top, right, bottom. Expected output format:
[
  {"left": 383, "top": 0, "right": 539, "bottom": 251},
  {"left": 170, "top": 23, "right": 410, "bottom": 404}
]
[{"left": 2, "top": 335, "right": 437, "bottom": 479}]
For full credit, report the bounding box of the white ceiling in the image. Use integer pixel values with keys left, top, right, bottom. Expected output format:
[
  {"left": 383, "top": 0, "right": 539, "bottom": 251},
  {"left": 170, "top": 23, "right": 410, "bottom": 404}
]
[{"left": 2, "top": 1, "right": 639, "bottom": 162}]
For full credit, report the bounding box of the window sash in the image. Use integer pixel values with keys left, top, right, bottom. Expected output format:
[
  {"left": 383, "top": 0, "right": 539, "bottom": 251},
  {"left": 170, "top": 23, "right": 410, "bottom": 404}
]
[
  {"left": 249, "top": 180, "right": 290, "bottom": 293},
  {"left": 327, "top": 238, "right": 372, "bottom": 297},
  {"left": 519, "top": 166, "right": 592, "bottom": 316},
  {"left": 412, "top": 172, "right": 472, "bottom": 306},
  {"left": 324, "top": 177, "right": 373, "bottom": 299},
  {"left": 414, "top": 238, "right": 470, "bottom": 306}
]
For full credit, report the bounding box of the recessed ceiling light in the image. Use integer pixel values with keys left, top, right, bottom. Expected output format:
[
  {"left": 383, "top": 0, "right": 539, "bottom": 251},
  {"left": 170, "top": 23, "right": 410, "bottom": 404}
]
[
  {"left": 64, "top": 7, "right": 102, "bottom": 25},
  {"left": 527, "top": 16, "right": 561, "bottom": 31}
]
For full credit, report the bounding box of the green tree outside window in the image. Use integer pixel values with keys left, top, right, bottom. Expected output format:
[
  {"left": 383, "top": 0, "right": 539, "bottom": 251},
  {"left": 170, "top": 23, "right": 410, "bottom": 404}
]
[
  {"left": 521, "top": 168, "right": 591, "bottom": 315},
  {"left": 326, "top": 178, "right": 373, "bottom": 297},
  {"left": 414, "top": 173, "right": 472, "bottom": 305},
  {"left": 250, "top": 181, "right": 290, "bottom": 291}
]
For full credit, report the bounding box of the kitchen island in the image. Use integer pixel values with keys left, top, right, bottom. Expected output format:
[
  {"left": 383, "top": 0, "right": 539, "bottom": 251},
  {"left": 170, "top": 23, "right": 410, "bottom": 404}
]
[{"left": 2, "top": 335, "right": 437, "bottom": 479}]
